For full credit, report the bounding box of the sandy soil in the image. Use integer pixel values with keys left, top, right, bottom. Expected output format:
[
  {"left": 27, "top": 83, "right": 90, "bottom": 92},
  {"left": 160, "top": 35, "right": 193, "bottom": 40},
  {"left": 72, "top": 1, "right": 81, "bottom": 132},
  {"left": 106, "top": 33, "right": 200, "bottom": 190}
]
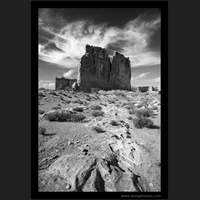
[{"left": 38, "top": 89, "right": 161, "bottom": 192}]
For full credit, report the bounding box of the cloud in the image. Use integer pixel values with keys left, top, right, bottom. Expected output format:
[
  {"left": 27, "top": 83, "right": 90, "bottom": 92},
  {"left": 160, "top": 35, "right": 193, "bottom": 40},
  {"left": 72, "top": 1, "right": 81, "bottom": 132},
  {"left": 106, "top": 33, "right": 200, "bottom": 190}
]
[
  {"left": 39, "top": 80, "right": 55, "bottom": 89},
  {"left": 135, "top": 72, "right": 150, "bottom": 79},
  {"left": 63, "top": 68, "right": 78, "bottom": 79},
  {"left": 152, "top": 77, "right": 160, "bottom": 82},
  {"left": 129, "top": 51, "right": 160, "bottom": 67},
  {"left": 39, "top": 12, "right": 160, "bottom": 69}
]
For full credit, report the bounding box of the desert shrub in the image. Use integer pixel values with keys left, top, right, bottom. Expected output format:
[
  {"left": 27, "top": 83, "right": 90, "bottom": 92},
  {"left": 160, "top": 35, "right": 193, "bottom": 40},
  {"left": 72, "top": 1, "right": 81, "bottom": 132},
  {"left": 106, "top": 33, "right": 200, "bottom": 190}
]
[
  {"left": 125, "top": 103, "right": 136, "bottom": 115},
  {"left": 110, "top": 120, "right": 120, "bottom": 126},
  {"left": 71, "top": 113, "right": 86, "bottom": 122},
  {"left": 59, "top": 111, "right": 72, "bottom": 121},
  {"left": 90, "top": 105, "right": 102, "bottom": 111},
  {"left": 92, "top": 126, "right": 106, "bottom": 133},
  {"left": 135, "top": 109, "right": 154, "bottom": 118},
  {"left": 46, "top": 110, "right": 86, "bottom": 122},
  {"left": 128, "top": 116, "right": 133, "bottom": 120},
  {"left": 133, "top": 118, "right": 154, "bottom": 129},
  {"left": 73, "top": 107, "right": 84, "bottom": 112},
  {"left": 46, "top": 110, "right": 60, "bottom": 121},
  {"left": 72, "top": 99, "right": 83, "bottom": 104},
  {"left": 39, "top": 126, "right": 46, "bottom": 135},
  {"left": 50, "top": 91, "right": 59, "bottom": 96},
  {"left": 39, "top": 109, "right": 45, "bottom": 114},
  {"left": 129, "top": 107, "right": 136, "bottom": 115},
  {"left": 91, "top": 110, "right": 104, "bottom": 117},
  {"left": 51, "top": 106, "right": 61, "bottom": 110},
  {"left": 150, "top": 105, "right": 158, "bottom": 110}
]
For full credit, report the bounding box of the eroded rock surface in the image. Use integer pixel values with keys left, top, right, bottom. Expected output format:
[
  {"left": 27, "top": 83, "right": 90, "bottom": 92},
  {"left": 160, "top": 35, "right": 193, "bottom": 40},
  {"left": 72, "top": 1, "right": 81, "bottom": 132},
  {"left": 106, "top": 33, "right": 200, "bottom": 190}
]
[
  {"left": 79, "top": 45, "right": 131, "bottom": 91},
  {"left": 38, "top": 89, "right": 160, "bottom": 192}
]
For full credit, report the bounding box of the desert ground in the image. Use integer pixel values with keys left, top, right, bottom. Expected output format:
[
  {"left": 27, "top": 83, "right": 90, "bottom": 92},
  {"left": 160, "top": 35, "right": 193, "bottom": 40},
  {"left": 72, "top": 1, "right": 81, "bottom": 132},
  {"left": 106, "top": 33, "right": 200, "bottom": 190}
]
[{"left": 38, "top": 88, "right": 161, "bottom": 192}]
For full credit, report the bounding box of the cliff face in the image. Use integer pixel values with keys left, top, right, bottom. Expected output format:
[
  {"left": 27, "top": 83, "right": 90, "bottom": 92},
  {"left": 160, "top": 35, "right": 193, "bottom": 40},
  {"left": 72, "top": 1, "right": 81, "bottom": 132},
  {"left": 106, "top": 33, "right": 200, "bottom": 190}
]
[
  {"left": 79, "top": 45, "right": 131, "bottom": 91},
  {"left": 110, "top": 52, "right": 131, "bottom": 90},
  {"left": 79, "top": 45, "right": 112, "bottom": 90}
]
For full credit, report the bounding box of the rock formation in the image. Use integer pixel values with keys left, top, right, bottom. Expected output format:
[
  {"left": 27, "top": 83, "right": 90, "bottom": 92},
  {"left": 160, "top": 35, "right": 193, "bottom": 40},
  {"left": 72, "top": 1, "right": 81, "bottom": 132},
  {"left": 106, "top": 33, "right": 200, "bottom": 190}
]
[
  {"left": 109, "top": 52, "right": 131, "bottom": 90},
  {"left": 138, "top": 86, "right": 149, "bottom": 93},
  {"left": 55, "top": 77, "right": 77, "bottom": 90},
  {"left": 78, "top": 45, "right": 131, "bottom": 91}
]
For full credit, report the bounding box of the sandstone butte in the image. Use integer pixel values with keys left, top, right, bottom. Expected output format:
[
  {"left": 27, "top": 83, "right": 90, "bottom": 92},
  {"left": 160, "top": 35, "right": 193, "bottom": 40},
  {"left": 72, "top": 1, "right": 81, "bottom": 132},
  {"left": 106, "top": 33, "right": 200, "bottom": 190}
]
[
  {"left": 56, "top": 44, "right": 132, "bottom": 91},
  {"left": 79, "top": 44, "right": 131, "bottom": 91}
]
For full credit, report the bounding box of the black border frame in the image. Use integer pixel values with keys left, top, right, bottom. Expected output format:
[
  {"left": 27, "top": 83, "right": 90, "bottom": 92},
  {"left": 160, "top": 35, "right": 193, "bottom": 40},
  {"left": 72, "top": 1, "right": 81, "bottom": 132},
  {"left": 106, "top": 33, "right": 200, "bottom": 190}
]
[{"left": 31, "top": 1, "right": 168, "bottom": 199}]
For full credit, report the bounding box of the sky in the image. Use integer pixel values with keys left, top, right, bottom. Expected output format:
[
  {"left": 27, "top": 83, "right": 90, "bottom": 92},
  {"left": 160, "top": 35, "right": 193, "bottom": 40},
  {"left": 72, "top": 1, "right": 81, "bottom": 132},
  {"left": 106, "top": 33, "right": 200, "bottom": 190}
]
[{"left": 38, "top": 8, "right": 161, "bottom": 89}]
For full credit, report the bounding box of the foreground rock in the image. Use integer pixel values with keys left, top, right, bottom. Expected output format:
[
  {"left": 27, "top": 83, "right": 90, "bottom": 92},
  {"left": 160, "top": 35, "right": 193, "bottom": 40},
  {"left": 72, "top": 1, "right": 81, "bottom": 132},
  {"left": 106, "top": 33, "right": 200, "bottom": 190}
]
[{"left": 38, "top": 88, "right": 161, "bottom": 192}]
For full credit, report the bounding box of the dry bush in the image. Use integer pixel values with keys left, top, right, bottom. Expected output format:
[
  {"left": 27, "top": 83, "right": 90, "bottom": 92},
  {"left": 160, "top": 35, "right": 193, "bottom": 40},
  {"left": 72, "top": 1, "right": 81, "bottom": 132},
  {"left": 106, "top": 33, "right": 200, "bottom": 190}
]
[
  {"left": 129, "top": 107, "right": 136, "bottom": 115},
  {"left": 46, "top": 110, "right": 59, "bottom": 121},
  {"left": 39, "top": 109, "right": 45, "bottom": 114},
  {"left": 133, "top": 118, "right": 154, "bottom": 129},
  {"left": 91, "top": 110, "right": 104, "bottom": 117},
  {"left": 110, "top": 120, "right": 120, "bottom": 126},
  {"left": 39, "top": 126, "right": 46, "bottom": 135},
  {"left": 92, "top": 126, "right": 106, "bottom": 133},
  {"left": 90, "top": 105, "right": 102, "bottom": 111},
  {"left": 135, "top": 109, "right": 154, "bottom": 118},
  {"left": 72, "top": 99, "right": 83, "bottom": 104},
  {"left": 46, "top": 110, "right": 86, "bottom": 122},
  {"left": 50, "top": 91, "right": 59, "bottom": 96},
  {"left": 128, "top": 116, "right": 133, "bottom": 120},
  {"left": 125, "top": 103, "right": 136, "bottom": 115},
  {"left": 51, "top": 106, "right": 61, "bottom": 110},
  {"left": 71, "top": 113, "right": 86, "bottom": 122},
  {"left": 73, "top": 107, "right": 84, "bottom": 112}
]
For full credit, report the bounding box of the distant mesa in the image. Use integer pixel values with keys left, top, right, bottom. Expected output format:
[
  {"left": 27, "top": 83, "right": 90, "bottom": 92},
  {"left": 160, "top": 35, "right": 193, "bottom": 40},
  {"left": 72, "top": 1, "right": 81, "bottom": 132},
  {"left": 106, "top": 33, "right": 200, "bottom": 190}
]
[
  {"left": 138, "top": 86, "right": 149, "bottom": 93},
  {"left": 131, "top": 86, "right": 160, "bottom": 93},
  {"left": 55, "top": 77, "right": 76, "bottom": 90},
  {"left": 55, "top": 44, "right": 131, "bottom": 91}
]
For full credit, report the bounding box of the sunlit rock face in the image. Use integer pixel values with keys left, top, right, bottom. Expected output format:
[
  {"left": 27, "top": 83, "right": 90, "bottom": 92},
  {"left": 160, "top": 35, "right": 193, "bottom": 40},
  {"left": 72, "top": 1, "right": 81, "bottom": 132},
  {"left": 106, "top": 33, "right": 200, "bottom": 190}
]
[{"left": 79, "top": 45, "right": 131, "bottom": 91}]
